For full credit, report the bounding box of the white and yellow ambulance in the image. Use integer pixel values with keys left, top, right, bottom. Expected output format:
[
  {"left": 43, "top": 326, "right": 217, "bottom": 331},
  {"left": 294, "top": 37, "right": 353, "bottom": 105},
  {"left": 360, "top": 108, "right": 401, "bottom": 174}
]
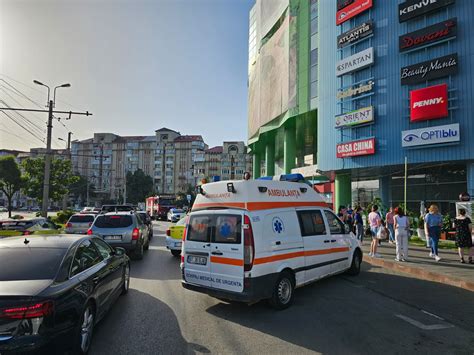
[{"left": 181, "top": 176, "right": 362, "bottom": 309}]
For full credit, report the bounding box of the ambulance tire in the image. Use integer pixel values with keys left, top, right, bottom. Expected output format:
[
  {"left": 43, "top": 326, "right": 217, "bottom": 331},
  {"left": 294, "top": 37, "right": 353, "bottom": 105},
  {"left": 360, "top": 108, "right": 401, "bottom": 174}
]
[
  {"left": 171, "top": 249, "right": 181, "bottom": 257},
  {"left": 269, "top": 271, "right": 295, "bottom": 310},
  {"left": 347, "top": 249, "right": 362, "bottom": 276}
]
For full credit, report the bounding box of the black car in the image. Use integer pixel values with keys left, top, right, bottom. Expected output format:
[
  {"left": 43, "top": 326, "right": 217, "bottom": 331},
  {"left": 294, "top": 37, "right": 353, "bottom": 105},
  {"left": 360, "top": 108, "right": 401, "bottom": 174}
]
[{"left": 0, "top": 235, "right": 130, "bottom": 354}]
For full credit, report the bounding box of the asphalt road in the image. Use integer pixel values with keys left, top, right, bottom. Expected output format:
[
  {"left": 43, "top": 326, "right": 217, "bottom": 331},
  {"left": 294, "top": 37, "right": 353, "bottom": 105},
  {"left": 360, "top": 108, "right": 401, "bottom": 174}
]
[{"left": 90, "top": 221, "right": 474, "bottom": 355}]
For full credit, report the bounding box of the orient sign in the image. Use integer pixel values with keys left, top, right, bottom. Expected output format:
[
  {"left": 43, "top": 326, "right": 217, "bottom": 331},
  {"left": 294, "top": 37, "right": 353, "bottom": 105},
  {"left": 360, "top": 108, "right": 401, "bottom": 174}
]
[
  {"left": 335, "top": 106, "right": 374, "bottom": 128},
  {"left": 410, "top": 84, "right": 448, "bottom": 122},
  {"left": 400, "top": 53, "right": 458, "bottom": 85},
  {"left": 399, "top": 0, "right": 455, "bottom": 23},
  {"left": 336, "top": 47, "right": 374, "bottom": 76},
  {"left": 399, "top": 18, "right": 457, "bottom": 52},
  {"left": 337, "top": 80, "right": 374, "bottom": 100},
  {"left": 336, "top": 0, "right": 373, "bottom": 26},
  {"left": 338, "top": 21, "right": 374, "bottom": 48},
  {"left": 402, "top": 123, "right": 459, "bottom": 147},
  {"left": 337, "top": 138, "right": 375, "bottom": 158}
]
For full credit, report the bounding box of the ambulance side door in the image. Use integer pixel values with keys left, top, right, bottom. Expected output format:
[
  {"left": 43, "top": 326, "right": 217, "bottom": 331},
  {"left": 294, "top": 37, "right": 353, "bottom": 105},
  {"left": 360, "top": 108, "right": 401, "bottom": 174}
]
[{"left": 323, "top": 210, "right": 351, "bottom": 274}]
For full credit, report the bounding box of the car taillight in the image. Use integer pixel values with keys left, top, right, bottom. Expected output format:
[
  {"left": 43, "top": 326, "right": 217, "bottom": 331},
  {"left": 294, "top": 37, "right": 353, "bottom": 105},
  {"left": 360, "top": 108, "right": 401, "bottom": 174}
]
[
  {"left": 0, "top": 301, "right": 54, "bottom": 319},
  {"left": 132, "top": 228, "right": 139, "bottom": 240},
  {"left": 87, "top": 229, "right": 93, "bottom": 235},
  {"left": 182, "top": 216, "right": 190, "bottom": 241},
  {"left": 166, "top": 229, "right": 170, "bottom": 236},
  {"left": 23, "top": 230, "right": 31, "bottom": 236},
  {"left": 66, "top": 222, "right": 72, "bottom": 228},
  {"left": 243, "top": 215, "right": 255, "bottom": 272}
]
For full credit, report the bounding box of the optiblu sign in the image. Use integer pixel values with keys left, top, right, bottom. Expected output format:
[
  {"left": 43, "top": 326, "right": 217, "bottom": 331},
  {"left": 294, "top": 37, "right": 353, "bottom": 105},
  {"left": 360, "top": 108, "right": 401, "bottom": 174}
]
[
  {"left": 336, "top": 47, "right": 374, "bottom": 77},
  {"left": 402, "top": 123, "right": 460, "bottom": 147}
]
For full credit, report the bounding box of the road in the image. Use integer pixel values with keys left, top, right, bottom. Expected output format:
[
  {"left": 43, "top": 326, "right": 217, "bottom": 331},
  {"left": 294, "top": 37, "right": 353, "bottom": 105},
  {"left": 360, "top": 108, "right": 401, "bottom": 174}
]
[{"left": 90, "top": 221, "right": 474, "bottom": 355}]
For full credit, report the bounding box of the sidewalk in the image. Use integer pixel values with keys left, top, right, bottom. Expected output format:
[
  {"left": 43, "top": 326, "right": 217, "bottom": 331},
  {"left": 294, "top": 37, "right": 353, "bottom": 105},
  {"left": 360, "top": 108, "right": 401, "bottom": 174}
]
[{"left": 360, "top": 241, "right": 474, "bottom": 292}]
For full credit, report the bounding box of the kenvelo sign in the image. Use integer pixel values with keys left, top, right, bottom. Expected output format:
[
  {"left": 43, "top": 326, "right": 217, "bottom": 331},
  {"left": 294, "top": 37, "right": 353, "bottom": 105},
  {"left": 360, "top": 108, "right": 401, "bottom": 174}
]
[
  {"left": 399, "top": 0, "right": 455, "bottom": 23},
  {"left": 400, "top": 53, "right": 458, "bottom": 85}
]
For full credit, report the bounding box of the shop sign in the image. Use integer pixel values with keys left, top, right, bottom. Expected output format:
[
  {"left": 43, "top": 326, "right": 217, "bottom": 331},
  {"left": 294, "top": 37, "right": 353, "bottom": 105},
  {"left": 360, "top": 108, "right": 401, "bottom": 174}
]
[
  {"left": 410, "top": 84, "right": 448, "bottom": 122},
  {"left": 338, "top": 21, "right": 374, "bottom": 48},
  {"left": 337, "top": 0, "right": 355, "bottom": 11},
  {"left": 336, "top": 138, "right": 375, "bottom": 158},
  {"left": 335, "top": 106, "right": 374, "bottom": 128},
  {"left": 400, "top": 53, "right": 458, "bottom": 85},
  {"left": 399, "top": 0, "right": 455, "bottom": 23},
  {"left": 399, "top": 18, "right": 457, "bottom": 52},
  {"left": 336, "top": 0, "right": 373, "bottom": 26},
  {"left": 459, "top": 192, "right": 471, "bottom": 202},
  {"left": 336, "top": 47, "right": 374, "bottom": 77},
  {"left": 337, "top": 80, "right": 374, "bottom": 100},
  {"left": 402, "top": 123, "right": 459, "bottom": 147}
]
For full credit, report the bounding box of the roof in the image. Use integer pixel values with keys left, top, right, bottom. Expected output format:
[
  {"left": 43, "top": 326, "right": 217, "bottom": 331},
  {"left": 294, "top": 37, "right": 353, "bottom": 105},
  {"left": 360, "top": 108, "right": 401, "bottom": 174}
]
[
  {"left": 113, "top": 136, "right": 154, "bottom": 143},
  {"left": 206, "top": 146, "right": 223, "bottom": 153},
  {"left": 0, "top": 149, "right": 28, "bottom": 156},
  {"left": 174, "top": 135, "right": 203, "bottom": 143},
  {"left": 0, "top": 235, "right": 87, "bottom": 249},
  {"left": 155, "top": 127, "right": 180, "bottom": 134}
]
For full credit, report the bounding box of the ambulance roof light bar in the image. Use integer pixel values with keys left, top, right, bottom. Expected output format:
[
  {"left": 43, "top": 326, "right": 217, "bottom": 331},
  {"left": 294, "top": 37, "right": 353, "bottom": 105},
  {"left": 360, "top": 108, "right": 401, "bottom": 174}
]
[{"left": 257, "top": 173, "right": 305, "bottom": 182}]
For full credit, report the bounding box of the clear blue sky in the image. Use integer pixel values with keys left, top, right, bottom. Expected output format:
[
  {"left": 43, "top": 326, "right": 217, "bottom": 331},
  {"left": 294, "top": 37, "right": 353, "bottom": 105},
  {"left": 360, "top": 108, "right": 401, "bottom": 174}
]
[{"left": 0, "top": 0, "right": 253, "bottom": 151}]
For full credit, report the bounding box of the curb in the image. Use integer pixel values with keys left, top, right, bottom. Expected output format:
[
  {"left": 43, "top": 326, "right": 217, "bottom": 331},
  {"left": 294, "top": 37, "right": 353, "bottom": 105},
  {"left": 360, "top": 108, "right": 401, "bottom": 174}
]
[{"left": 363, "top": 256, "right": 474, "bottom": 293}]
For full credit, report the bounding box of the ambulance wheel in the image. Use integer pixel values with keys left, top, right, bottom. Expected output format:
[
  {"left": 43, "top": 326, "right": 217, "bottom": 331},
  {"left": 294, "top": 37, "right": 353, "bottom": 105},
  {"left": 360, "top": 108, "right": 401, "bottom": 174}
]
[
  {"left": 171, "top": 249, "right": 181, "bottom": 257},
  {"left": 347, "top": 249, "right": 362, "bottom": 276},
  {"left": 269, "top": 271, "right": 294, "bottom": 310}
]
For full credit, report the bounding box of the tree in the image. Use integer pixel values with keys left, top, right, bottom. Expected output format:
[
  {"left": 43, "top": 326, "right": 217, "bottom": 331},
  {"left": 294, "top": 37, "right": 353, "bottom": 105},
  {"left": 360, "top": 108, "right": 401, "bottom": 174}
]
[
  {"left": 69, "top": 175, "right": 95, "bottom": 205},
  {"left": 175, "top": 184, "right": 196, "bottom": 208},
  {"left": 0, "top": 156, "right": 24, "bottom": 218},
  {"left": 126, "top": 169, "right": 153, "bottom": 205},
  {"left": 22, "top": 157, "right": 79, "bottom": 204}
]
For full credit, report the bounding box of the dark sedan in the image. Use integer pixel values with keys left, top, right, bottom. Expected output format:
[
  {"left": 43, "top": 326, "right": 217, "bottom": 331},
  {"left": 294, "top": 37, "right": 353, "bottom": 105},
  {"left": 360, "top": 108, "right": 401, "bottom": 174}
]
[{"left": 0, "top": 235, "right": 130, "bottom": 354}]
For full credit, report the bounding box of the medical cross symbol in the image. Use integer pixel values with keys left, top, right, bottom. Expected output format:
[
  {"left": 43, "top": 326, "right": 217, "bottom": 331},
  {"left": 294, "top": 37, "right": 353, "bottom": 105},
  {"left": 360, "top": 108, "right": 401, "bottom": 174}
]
[
  {"left": 220, "top": 223, "right": 231, "bottom": 237},
  {"left": 272, "top": 217, "right": 284, "bottom": 234}
]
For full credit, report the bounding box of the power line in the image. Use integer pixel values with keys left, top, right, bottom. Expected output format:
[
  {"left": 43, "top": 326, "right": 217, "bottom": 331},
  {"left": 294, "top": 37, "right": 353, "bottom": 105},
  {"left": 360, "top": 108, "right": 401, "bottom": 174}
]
[
  {"left": 0, "top": 111, "right": 45, "bottom": 145},
  {"left": 0, "top": 79, "right": 44, "bottom": 108},
  {"left": 0, "top": 94, "right": 46, "bottom": 138}
]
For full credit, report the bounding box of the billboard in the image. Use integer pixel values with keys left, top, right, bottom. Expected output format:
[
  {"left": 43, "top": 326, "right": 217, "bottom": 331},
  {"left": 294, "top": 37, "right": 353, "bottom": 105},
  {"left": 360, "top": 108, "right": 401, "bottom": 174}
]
[
  {"left": 336, "top": 0, "right": 373, "bottom": 26},
  {"left": 400, "top": 53, "right": 458, "bottom": 85},
  {"left": 402, "top": 123, "right": 460, "bottom": 147},
  {"left": 410, "top": 84, "right": 448, "bottom": 122},
  {"left": 337, "top": 80, "right": 374, "bottom": 100},
  {"left": 399, "top": 18, "right": 457, "bottom": 52},
  {"left": 335, "top": 106, "right": 374, "bottom": 128},
  {"left": 337, "top": 138, "right": 375, "bottom": 158},
  {"left": 338, "top": 21, "right": 374, "bottom": 48},
  {"left": 336, "top": 47, "right": 374, "bottom": 77},
  {"left": 399, "top": 0, "right": 455, "bottom": 23}
]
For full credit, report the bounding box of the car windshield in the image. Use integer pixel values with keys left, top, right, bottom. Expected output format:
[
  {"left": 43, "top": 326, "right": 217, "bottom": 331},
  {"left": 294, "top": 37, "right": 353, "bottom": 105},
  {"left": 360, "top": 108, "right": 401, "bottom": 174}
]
[
  {"left": 158, "top": 199, "right": 174, "bottom": 206},
  {"left": 172, "top": 209, "right": 184, "bottom": 214},
  {"left": 94, "top": 215, "right": 133, "bottom": 228},
  {"left": 0, "top": 248, "right": 67, "bottom": 281},
  {"left": 69, "top": 215, "right": 95, "bottom": 223}
]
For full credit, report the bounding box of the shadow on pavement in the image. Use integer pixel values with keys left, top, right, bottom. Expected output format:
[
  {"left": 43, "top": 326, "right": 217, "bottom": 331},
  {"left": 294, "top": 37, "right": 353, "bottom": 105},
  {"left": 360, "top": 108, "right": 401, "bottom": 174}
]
[
  {"left": 90, "top": 289, "right": 208, "bottom": 355},
  {"left": 129, "top": 246, "right": 182, "bottom": 281}
]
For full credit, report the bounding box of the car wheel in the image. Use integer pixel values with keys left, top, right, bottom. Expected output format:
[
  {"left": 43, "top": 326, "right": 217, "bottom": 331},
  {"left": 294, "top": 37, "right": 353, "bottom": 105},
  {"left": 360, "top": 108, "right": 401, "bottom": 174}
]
[
  {"left": 346, "top": 250, "right": 362, "bottom": 276},
  {"left": 132, "top": 243, "right": 144, "bottom": 260},
  {"left": 75, "top": 302, "right": 95, "bottom": 354},
  {"left": 269, "top": 271, "right": 294, "bottom": 310},
  {"left": 171, "top": 249, "right": 181, "bottom": 257},
  {"left": 121, "top": 262, "right": 130, "bottom": 295}
]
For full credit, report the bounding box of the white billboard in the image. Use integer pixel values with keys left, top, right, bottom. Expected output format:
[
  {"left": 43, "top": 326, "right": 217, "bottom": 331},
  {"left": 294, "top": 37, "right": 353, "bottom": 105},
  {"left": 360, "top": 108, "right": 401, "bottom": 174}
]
[{"left": 336, "top": 47, "right": 374, "bottom": 76}]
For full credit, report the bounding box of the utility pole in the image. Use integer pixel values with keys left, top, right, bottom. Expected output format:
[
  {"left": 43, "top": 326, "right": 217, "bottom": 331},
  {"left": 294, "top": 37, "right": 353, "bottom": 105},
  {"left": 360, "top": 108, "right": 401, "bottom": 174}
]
[
  {"left": 42, "top": 100, "right": 54, "bottom": 217},
  {"left": 98, "top": 144, "right": 104, "bottom": 193}
]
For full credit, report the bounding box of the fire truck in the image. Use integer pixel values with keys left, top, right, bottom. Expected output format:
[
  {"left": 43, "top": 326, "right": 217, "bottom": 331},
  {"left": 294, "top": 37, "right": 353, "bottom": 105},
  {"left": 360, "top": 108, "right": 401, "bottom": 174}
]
[{"left": 145, "top": 195, "right": 176, "bottom": 220}]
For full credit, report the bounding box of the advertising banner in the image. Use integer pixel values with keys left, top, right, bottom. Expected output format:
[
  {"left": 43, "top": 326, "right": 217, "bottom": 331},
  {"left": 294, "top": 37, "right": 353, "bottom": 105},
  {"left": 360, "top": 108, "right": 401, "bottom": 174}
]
[
  {"left": 336, "top": 47, "right": 374, "bottom": 77},
  {"left": 337, "top": 0, "right": 355, "bottom": 11},
  {"left": 402, "top": 123, "right": 460, "bottom": 147},
  {"left": 338, "top": 21, "right": 374, "bottom": 48},
  {"left": 335, "top": 106, "right": 374, "bottom": 128},
  {"left": 336, "top": 0, "right": 373, "bottom": 26},
  {"left": 336, "top": 138, "right": 375, "bottom": 158},
  {"left": 399, "top": 0, "right": 455, "bottom": 23},
  {"left": 400, "top": 53, "right": 458, "bottom": 85},
  {"left": 410, "top": 84, "right": 448, "bottom": 122},
  {"left": 337, "top": 80, "right": 374, "bottom": 100},
  {"left": 399, "top": 18, "right": 457, "bottom": 52}
]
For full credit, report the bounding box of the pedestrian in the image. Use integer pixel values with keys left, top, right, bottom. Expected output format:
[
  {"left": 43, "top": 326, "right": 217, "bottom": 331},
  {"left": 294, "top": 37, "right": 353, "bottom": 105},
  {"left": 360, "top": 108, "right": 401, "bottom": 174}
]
[
  {"left": 354, "top": 206, "right": 364, "bottom": 244},
  {"left": 423, "top": 207, "right": 430, "bottom": 247},
  {"left": 394, "top": 207, "right": 409, "bottom": 262},
  {"left": 368, "top": 205, "right": 382, "bottom": 258},
  {"left": 386, "top": 207, "right": 395, "bottom": 245},
  {"left": 452, "top": 209, "right": 474, "bottom": 264},
  {"left": 424, "top": 204, "right": 443, "bottom": 262},
  {"left": 345, "top": 205, "right": 354, "bottom": 232},
  {"left": 337, "top": 206, "right": 346, "bottom": 219}
]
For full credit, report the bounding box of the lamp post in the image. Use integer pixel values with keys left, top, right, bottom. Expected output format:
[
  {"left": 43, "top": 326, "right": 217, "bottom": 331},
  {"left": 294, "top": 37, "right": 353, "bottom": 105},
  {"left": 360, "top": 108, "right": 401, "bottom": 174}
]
[{"left": 34, "top": 80, "right": 71, "bottom": 217}]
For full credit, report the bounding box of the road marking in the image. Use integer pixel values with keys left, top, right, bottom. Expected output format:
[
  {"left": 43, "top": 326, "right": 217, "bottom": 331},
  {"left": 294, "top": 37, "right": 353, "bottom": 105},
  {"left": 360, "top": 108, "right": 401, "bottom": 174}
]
[
  {"left": 149, "top": 245, "right": 168, "bottom": 251},
  {"left": 421, "top": 310, "right": 445, "bottom": 321},
  {"left": 395, "top": 314, "right": 454, "bottom": 330}
]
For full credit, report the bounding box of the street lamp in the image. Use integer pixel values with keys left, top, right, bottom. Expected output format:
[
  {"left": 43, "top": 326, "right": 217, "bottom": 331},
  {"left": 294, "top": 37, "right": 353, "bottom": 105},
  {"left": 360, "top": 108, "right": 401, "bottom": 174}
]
[{"left": 33, "top": 80, "right": 71, "bottom": 217}]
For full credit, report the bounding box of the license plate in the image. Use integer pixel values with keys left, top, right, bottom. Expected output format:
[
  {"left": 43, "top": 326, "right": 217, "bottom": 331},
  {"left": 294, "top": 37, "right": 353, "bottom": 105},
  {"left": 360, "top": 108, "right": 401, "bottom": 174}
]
[
  {"left": 104, "top": 235, "right": 122, "bottom": 240},
  {"left": 187, "top": 255, "right": 207, "bottom": 265}
]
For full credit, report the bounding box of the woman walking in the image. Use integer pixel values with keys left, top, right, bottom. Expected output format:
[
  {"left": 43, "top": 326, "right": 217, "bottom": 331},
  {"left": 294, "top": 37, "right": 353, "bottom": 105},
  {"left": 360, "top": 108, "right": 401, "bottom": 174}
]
[
  {"left": 368, "top": 205, "right": 382, "bottom": 257},
  {"left": 453, "top": 209, "right": 474, "bottom": 264},
  {"left": 354, "top": 206, "right": 364, "bottom": 244},
  {"left": 394, "top": 207, "right": 409, "bottom": 262},
  {"left": 386, "top": 207, "right": 395, "bottom": 245},
  {"left": 424, "top": 204, "right": 443, "bottom": 262}
]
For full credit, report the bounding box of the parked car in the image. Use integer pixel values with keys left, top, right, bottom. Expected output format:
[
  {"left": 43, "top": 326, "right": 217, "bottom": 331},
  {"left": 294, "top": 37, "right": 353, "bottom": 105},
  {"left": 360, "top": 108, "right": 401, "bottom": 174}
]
[
  {"left": 0, "top": 235, "right": 130, "bottom": 354},
  {"left": 167, "top": 208, "right": 184, "bottom": 222},
  {"left": 0, "top": 218, "right": 59, "bottom": 235},
  {"left": 100, "top": 204, "right": 135, "bottom": 214},
  {"left": 0, "top": 207, "right": 7, "bottom": 213},
  {"left": 88, "top": 212, "right": 149, "bottom": 260},
  {"left": 136, "top": 211, "right": 153, "bottom": 240},
  {"left": 166, "top": 216, "right": 186, "bottom": 257},
  {"left": 65, "top": 214, "right": 96, "bottom": 234},
  {"left": 80, "top": 207, "right": 95, "bottom": 214}
]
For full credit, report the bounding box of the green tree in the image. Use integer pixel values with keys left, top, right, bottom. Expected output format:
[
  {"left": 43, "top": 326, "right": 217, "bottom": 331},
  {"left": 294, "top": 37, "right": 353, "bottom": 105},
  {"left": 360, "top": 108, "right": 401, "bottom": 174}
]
[
  {"left": 69, "top": 175, "right": 95, "bottom": 205},
  {"left": 0, "top": 156, "right": 24, "bottom": 218},
  {"left": 22, "top": 157, "right": 79, "bottom": 203},
  {"left": 175, "top": 184, "right": 196, "bottom": 208},
  {"left": 126, "top": 169, "right": 153, "bottom": 205}
]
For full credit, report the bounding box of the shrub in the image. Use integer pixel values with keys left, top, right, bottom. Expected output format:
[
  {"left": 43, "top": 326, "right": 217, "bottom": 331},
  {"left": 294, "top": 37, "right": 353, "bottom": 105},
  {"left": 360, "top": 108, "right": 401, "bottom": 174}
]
[{"left": 52, "top": 210, "right": 75, "bottom": 224}]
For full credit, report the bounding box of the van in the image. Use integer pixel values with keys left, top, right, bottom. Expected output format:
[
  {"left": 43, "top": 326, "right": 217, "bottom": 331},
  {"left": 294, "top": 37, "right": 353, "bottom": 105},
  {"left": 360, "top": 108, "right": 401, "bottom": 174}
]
[{"left": 181, "top": 178, "right": 362, "bottom": 309}]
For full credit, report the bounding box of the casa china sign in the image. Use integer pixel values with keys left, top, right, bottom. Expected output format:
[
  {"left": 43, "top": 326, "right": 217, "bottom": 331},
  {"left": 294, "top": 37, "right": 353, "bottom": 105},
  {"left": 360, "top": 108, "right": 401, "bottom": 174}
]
[
  {"left": 399, "top": 18, "right": 457, "bottom": 52},
  {"left": 402, "top": 123, "right": 459, "bottom": 147},
  {"left": 336, "top": 138, "right": 375, "bottom": 158},
  {"left": 400, "top": 53, "right": 458, "bottom": 85},
  {"left": 336, "top": 47, "right": 374, "bottom": 76},
  {"left": 410, "top": 84, "right": 448, "bottom": 122},
  {"left": 335, "top": 106, "right": 374, "bottom": 128},
  {"left": 399, "top": 0, "right": 455, "bottom": 23},
  {"left": 336, "top": 0, "right": 373, "bottom": 26}
]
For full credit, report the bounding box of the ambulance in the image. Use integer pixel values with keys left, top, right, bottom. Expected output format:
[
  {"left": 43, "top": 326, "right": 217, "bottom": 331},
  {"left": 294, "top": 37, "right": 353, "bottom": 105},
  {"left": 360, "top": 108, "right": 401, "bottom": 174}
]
[{"left": 181, "top": 175, "right": 362, "bottom": 309}]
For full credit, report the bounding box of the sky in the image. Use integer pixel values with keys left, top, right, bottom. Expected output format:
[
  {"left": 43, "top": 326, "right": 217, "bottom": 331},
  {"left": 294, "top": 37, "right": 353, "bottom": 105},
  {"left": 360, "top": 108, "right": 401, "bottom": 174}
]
[{"left": 0, "top": 0, "right": 253, "bottom": 151}]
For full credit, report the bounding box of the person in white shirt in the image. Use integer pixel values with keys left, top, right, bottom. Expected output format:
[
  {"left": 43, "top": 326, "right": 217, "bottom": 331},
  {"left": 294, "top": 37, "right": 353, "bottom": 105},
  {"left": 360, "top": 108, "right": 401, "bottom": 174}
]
[{"left": 394, "top": 207, "right": 409, "bottom": 262}]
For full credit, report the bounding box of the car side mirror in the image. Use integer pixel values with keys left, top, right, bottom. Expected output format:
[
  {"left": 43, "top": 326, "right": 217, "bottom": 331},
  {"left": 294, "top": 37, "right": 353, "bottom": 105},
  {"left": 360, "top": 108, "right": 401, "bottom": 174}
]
[
  {"left": 114, "top": 247, "right": 126, "bottom": 256},
  {"left": 344, "top": 225, "right": 351, "bottom": 234}
]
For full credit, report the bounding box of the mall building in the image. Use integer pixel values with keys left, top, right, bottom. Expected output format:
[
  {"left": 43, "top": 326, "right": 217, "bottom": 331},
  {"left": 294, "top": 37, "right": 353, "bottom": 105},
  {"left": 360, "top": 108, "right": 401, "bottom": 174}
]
[{"left": 248, "top": 0, "right": 474, "bottom": 213}]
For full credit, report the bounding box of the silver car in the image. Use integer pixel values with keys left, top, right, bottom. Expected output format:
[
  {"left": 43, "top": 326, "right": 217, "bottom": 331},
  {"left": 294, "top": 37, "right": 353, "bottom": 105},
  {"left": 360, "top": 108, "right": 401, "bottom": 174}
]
[
  {"left": 167, "top": 208, "right": 184, "bottom": 222},
  {"left": 88, "top": 212, "right": 149, "bottom": 260},
  {"left": 65, "top": 213, "right": 96, "bottom": 234}
]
